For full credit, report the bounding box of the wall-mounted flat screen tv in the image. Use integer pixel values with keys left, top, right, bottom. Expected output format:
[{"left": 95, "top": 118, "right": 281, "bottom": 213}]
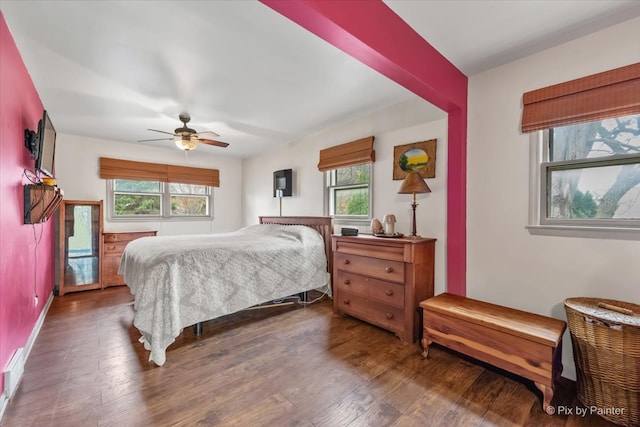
[{"left": 35, "top": 110, "right": 56, "bottom": 178}]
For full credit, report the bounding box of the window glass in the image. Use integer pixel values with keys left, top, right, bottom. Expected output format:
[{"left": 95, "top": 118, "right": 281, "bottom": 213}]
[
  {"left": 114, "top": 180, "right": 161, "bottom": 192},
  {"left": 550, "top": 115, "right": 640, "bottom": 161},
  {"left": 169, "top": 183, "right": 209, "bottom": 216},
  {"left": 326, "top": 164, "right": 372, "bottom": 220},
  {"left": 540, "top": 114, "right": 640, "bottom": 225},
  {"left": 334, "top": 165, "right": 370, "bottom": 186},
  {"left": 114, "top": 179, "right": 162, "bottom": 216},
  {"left": 333, "top": 187, "right": 369, "bottom": 216},
  {"left": 109, "top": 179, "right": 212, "bottom": 219}
]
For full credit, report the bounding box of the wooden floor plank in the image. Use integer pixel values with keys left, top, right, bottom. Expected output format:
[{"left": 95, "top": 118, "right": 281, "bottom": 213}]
[{"left": 1, "top": 286, "right": 617, "bottom": 427}]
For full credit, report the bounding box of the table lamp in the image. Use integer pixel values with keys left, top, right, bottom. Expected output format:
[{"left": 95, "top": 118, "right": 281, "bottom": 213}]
[{"left": 398, "top": 171, "right": 431, "bottom": 237}]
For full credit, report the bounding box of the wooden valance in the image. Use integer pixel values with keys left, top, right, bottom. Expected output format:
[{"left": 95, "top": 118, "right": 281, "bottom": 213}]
[
  {"left": 521, "top": 62, "right": 640, "bottom": 133},
  {"left": 99, "top": 157, "right": 219, "bottom": 187},
  {"left": 317, "top": 136, "right": 375, "bottom": 172}
]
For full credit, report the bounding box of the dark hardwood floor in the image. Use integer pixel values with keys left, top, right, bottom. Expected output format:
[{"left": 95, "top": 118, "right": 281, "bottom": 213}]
[{"left": 1, "top": 286, "right": 615, "bottom": 427}]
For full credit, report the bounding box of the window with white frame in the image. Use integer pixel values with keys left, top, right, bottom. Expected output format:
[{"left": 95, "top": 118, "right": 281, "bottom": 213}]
[
  {"left": 536, "top": 115, "right": 640, "bottom": 227},
  {"left": 317, "top": 136, "right": 376, "bottom": 224},
  {"left": 108, "top": 179, "right": 212, "bottom": 220},
  {"left": 522, "top": 63, "right": 640, "bottom": 232},
  {"left": 325, "top": 163, "right": 372, "bottom": 222}
]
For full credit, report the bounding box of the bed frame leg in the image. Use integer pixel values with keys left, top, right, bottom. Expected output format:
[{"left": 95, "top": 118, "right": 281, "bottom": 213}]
[
  {"left": 299, "top": 291, "right": 308, "bottom": 303},
  {"left": 193, "top": 322, "right": 203, "bottom": 336}
]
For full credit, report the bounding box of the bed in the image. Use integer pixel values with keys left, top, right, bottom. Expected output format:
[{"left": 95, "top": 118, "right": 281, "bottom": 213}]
[{"left": 119, "top": 216, "right": 333, "bottom": 366}]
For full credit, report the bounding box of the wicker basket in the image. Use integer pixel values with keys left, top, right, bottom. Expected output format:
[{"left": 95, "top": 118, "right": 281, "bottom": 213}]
[{"left": 564, "top": 297, "right": 640, "bottom": 427}]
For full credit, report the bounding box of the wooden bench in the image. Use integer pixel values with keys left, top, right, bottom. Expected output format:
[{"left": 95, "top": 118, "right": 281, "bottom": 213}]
[{"left": 420, "top": 293, "right": 566, "bottom": 414}]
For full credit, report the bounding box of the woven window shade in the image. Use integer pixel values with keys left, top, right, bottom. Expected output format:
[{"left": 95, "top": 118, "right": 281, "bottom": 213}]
[
  {"left": 168, "top": 165, "right": 219, "bottom": 187},
  {"left": 99, "top": 157, "right": 219, "bottom": 187},
  {"left": 317, "top": 136, "right": 375, "bottom": 172},
  {"left": 521, "top": 62, "right": 640, "bottom": 133}
]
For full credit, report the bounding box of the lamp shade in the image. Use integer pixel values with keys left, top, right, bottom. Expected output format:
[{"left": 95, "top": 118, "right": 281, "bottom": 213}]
[
  {"left": 398, "top": 171, "right": 431, "bottom": 194},
  {"left": 175, "top": 136, "right": 198, "bottom": 151}
]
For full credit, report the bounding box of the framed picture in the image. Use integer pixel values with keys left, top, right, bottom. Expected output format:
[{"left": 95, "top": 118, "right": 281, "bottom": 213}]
[{"left": 393, "top": 139, "right": 437, "bottom": 180}]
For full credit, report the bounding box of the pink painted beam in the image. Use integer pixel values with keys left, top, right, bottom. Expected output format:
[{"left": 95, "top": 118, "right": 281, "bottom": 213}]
[{"left": 261, "top": 0, "right": 468, "bottom": 295}]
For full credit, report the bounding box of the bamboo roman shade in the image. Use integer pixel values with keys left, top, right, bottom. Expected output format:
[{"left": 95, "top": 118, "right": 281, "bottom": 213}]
[
  {"left": 99, "top": 157, "right": 219, "bottom": 187},
  {"left": 317, "top": 136, "right": 375, "bottom": 172},
  {"left": 521, "top": 62, "right": 640, "bottom": 133},
  {"left": 167, "top": 165, "right": 219, "bottom": 187}
]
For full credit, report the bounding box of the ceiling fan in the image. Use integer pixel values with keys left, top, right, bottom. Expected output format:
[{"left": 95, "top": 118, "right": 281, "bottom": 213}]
[{"left": 138, "top": 113, "right": 229, "bottom": 151}]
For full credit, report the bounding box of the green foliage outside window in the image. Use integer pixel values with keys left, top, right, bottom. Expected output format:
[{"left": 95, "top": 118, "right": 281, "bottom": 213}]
[
  {"left": 330, "top": 164, "right": 371, "bottom": 217},
  {"left": 112, "top": 179, "right": 210, "bottom": 217},
  {"left": 114, "top": 194, "right": 161, "bottom": 215},
  {"left": 571, "top": 190, "right": 597, "bottom": 218}
]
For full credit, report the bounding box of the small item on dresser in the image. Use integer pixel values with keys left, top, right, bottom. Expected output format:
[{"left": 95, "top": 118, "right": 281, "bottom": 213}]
[
  {"left": 341, "top": 227, "right": 358, "bottom": 236},
  {"left": 370, "top": 218, "right": 384, "bottom": 234},
  {"left": 373, "top": 232, "right": 404, "bottom": 238},
  {"left": 382, "top": 214, "right": 396, "bottom": 235}
]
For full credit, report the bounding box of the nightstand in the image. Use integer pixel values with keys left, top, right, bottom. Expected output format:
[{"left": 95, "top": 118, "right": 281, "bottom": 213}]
[{"left": 331, "top": 234, "right": 436, "bottom": 343}]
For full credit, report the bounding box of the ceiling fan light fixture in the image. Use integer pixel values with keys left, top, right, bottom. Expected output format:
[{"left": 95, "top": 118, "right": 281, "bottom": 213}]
[{"left": 175, "top": 136, "right": 197, "bottom": 151}]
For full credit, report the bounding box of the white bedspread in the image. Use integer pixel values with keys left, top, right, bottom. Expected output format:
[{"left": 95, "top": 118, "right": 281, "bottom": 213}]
[{"left": 119, "top": 224, "right": 330, "bottom": 366}]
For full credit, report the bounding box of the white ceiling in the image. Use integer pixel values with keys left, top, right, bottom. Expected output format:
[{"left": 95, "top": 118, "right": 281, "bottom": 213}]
[{"left": 3, "top": 1, "right": 640, "bottom": 158}]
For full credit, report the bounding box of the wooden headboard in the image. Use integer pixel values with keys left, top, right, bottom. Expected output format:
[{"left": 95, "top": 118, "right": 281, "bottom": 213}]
[{"left": 259, "top": 216, "right": 333, "bottom": 274}]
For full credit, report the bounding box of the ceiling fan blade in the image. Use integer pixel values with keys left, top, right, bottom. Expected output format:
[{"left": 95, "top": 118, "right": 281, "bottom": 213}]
[
  {"left": 138, "top": 137, "right": 174, "bottom": 142},
  {"left": 197, "top": 138, "right": 229, "bottom": 148},
  {"left": 147, "top": 128, "right": 177, "bottom": 136},
  {"left": 195, "top": 130, "right": 220, "bottom": 138}
]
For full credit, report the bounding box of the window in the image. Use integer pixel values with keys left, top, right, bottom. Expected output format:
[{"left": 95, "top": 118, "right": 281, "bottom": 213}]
[
  {"left": 325, "top": 164, "right": 372, "bottom": 221},
  {"left": 522, "top": 63, "right": 640, "bottom": 234},
  {"left": 108, "top": 179, "right": 212, "bottom": 220},
  {"left": 317, "top": 136, "right": 376, "bottom": 223},
  {"left": 99, "top": 158, "right": 218, "bottom": 221},
  {"left": 534, "top": 114, "right": 640, "bottom": 228}
]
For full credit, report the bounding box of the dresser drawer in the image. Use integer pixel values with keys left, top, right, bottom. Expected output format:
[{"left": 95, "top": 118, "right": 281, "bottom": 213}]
[
  {"left": 334, "top": 239, "right": 405, "bottom": 262},
  {"left": 103, "top": 241, "right": 127, "bottom": 255},
  {"left": 336, "top": 291, "right": 405, "bottom": 333},
  {"left": 335, "top": 271, "right": 404, "bottom": 308},
  {"left": 103, "top": 231, "right": 156, "bottom": 243},
  {"left": 334, "top": 252, "right": 404, "bottom": 283}
]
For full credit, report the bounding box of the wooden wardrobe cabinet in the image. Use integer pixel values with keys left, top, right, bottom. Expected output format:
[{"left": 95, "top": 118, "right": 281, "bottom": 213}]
[
  {"left": 56, "top": 200, "right": 103, "bottom": 296},
  {"left": 101, "top": 231, "right": 157, "bottom": 287},
  {"left": 332, "top": 234, "right": 436, "bottom": 343}
]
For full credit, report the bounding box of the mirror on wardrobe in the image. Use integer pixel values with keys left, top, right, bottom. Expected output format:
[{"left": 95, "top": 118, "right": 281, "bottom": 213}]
[{"left": 56, "top": 200, "right": 103, "bottom": 296}]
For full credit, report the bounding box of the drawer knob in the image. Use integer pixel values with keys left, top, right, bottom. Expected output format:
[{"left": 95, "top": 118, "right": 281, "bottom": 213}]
[
  {"left": 386, "top": 313, "right": 394, "bottom": 320},
  {"left": 385, "top": 266, "right": 394, "bottom": 273},
  {"left": 107, "top": 245, "right": 116, "bottom": 250},
  {"left": 343, "top": 279, "right": 350, "bottom": 285},
  {"left": 344, "top": 259, "right": 350, "bottom": 265},
  {"left": 385, "top": 289, "right": 393, "bottom": 296},
  {"left": 343, "top": 299, "right": 350, "bottom": 305}
]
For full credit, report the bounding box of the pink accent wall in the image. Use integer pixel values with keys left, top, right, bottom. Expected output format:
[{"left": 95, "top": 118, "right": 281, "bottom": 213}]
[
  {"left": 0, "top": 13, "right": 54, "bottom": 393},
  {"left": 261, "top": 0, "right": 468, "bottom": 295}
]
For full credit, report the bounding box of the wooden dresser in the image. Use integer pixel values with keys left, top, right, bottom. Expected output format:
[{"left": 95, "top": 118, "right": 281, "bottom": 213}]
[
  {"left": 102, "top": 231, "right": 157, "bottom": 287},
  {"left": 332, "top": 234, "right": 436, "bottom": 343}
]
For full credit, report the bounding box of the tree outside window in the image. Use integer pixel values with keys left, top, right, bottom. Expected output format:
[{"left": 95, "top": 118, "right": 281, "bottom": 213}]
[
  {"left": 327, "top": 164, "right": 372, "bottom": 219},
  {"left": 111, "top": 179, "right": 211, "bottom": 219},
  {"left": 544, "top": 114, "right": 640, "bottom": 223}
]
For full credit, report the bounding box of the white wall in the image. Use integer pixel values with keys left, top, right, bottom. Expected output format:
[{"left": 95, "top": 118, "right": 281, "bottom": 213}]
[
  {"left": 55, "top": 134, "right": 243, "bottom": 235},
  {"left": 242, "top": 97, "right": 449, "bottom": 295},
  {"left": 467, "top": 16, "right": 640, "bottom": 380}
]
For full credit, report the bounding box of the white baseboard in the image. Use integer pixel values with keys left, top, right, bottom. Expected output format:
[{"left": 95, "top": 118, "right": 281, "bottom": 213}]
[
  {"left": 0, "top": 292, "right": 53, "bottom": 422},
  {"left": 0, "top": 393, "right": 7, "bottom": 423},
  {"left": 3, "top": 348, "right": 25, "bottom": 399}
]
